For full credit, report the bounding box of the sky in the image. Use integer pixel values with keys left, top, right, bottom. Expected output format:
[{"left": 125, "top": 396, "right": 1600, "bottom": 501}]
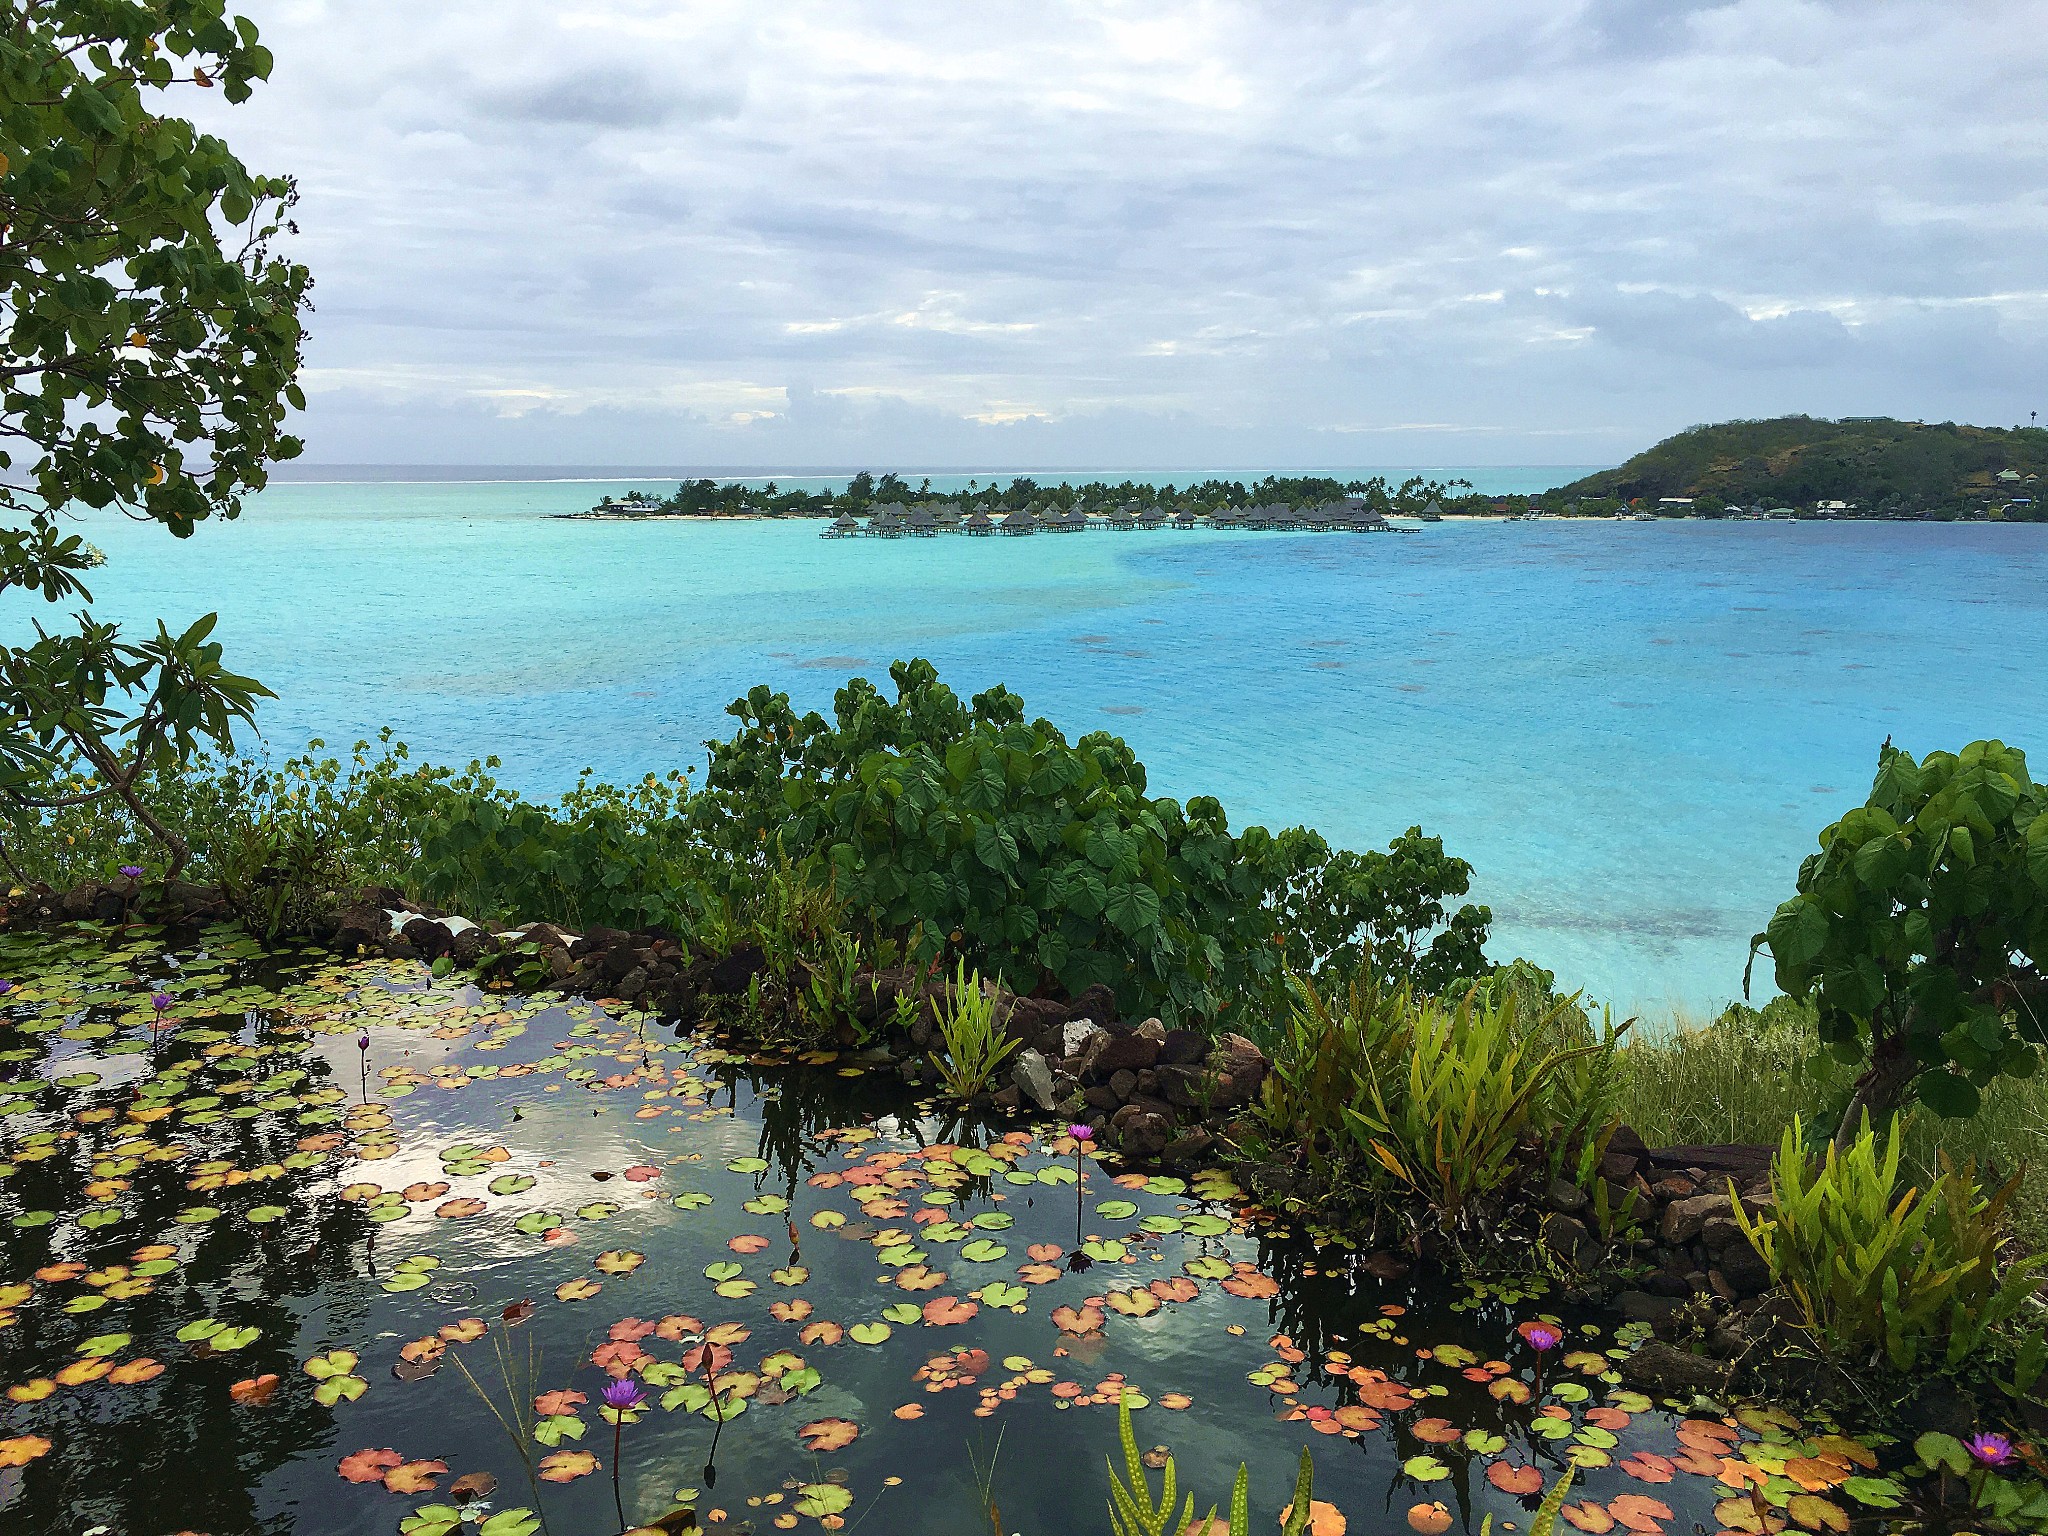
[{"left": 193, "top": 1, "right": 2048, "bottom": 469}]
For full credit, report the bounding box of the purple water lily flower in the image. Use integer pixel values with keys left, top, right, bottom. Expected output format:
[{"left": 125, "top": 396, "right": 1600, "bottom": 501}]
[
  {"left": 1069, "top": 1123, "right": 1094, "bottom": 1143},
  {"left": 602, "top": 1377, "right": 647, "bottom": 1412},
  {"left": 150, "top": 991, "right": 173, "bottom": 1013},
  {"left": 1967, "top": 1431, "right": 2017, "bottom": 1470},
  {"left": 357, "top": 1031, "right": 371, "bottom": 1053},
  {"left": 0, "top": 980, "right": 13, "bottom": 997},
  {"left": 119, "top": 865, "right": 144, "bottom": 879},
  {"left": 1518, "top": 1321, "right": 1562, "bottom": 1353}
]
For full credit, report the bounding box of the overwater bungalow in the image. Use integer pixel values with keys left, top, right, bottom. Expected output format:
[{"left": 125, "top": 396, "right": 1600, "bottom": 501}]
[
  {"left": 822, "top": 513, "right": 859, "bottom": 537},
  {"left": 1303, "top": 502, "right": 1337, "bottom": 532},
  {"left": 1106, "top": 506, "right": 1138, "bottom": 531},
  {"left": 907, "top": 505, "right": 939, "bottom": 536},
  {"left": 1418, "top": 500, "right": 1444, "bottom": 522},
  {"left": 868, "top": 502, "right": 908, "bottom": 537},
  {"left": 1137, "top": 507, "right": 1168, "bottom": 530},
  {"left": 999, "top": 508, "right": 1036, "bottom": 535},
  {"left": 1061, "top": 508, "right": 1089, "bottom": 532},
  {"left": 964, "top": 510, "right": 994, "bottom": 535},
  {"left": 933, "top": 502, "right": 962, "bottom": 530},
  {"left": 1172, "top": 509, "right": 1200, "bottom": 530}
]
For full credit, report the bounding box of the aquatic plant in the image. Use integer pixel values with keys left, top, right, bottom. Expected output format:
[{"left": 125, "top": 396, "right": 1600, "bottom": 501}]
[
  {"left": 1734, "top": 1115, "right": 2048, "bottom": 1372},
  {"left": 1104, "top": 1389, "right": 1315, "bottom": 1536},
  {"left": 933, "top": 961, "right": 1018, "bottom": 1100},
  {"left": 1750, "top": 738, "right": 2048, "bottom": 1148},
  {"left": 600, "top": 1376, "right": 646, "bottom": 1529}
]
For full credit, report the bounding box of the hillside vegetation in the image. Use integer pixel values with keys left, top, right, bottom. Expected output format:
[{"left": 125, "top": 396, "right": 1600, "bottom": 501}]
[{"left": 1558, "top": 416, "right": 2047, "bottom": 515}]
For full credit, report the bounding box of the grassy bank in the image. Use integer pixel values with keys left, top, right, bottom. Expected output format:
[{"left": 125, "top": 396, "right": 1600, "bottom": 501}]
[{"left": 1615, "top": 998, "right": 2048, "bottom": 1252}]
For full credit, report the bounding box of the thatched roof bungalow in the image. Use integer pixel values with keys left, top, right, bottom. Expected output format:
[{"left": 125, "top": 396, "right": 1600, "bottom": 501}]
[
  {"left": 999, "top": 508, "right": 1036, "bottom": 535},
  {"left": 823, "top": 513, "right": 859, "bottom": 538},
  {"left": 964, "top": 510, "right": 994, "bottom": 535}
]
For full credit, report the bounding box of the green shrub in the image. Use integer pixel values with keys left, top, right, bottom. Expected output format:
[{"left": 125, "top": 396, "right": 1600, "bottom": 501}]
[
  {"left": 1734, "top": 1116, "right": 2048, "bottom": 1372},
  {"left": 692, "top": 659, "right": 1490, "bottom": 1022},
  {"left": 1257, "top": 976, "right": 1627, "bottom": 1224},
  {"left": 1751, "top": 739, "right": 2048, "bottom": 1147},
  {"left": 1345, "top": 984, "right": 1627, "bottom": 1224},
  {"left": 4, "top": 660, "right": 1490, "bottom": 1032}
]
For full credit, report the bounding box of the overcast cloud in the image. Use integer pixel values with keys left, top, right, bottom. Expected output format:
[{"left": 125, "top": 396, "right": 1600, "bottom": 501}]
[{"left": 197, "top": 0, "right": 2048, "bottom": 467}]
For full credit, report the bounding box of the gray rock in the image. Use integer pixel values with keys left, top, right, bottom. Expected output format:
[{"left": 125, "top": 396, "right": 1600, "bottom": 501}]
[
  {"left": 1544, "top": 1214, "right": 1590, "bottom": 1260},
  {"left": 1109, "top": 1069, "right": 1139, "bottom": 1102},
  {"left": 1547, "top": 1178, "right": 1589, "bottom": 1215},
  {"left": 1162, "top": 1129, "right": 1213, "bottom": 1164},
  {"left": 1617, "top": 1291, "right": 1681, "bottom": 1323},
  {"left": 1661, "top": 1192, "right": 1731, "bottom": 1246},
  {"left": 1061, "top": 1019, "right": 1103, "bottom": 1057},
  {"left": 1618, "top": 1340, "right": 1729, "bottom": 1399},
  {"left": 1011, "top": 1049, "right": 1057, "bottom": 1112}
]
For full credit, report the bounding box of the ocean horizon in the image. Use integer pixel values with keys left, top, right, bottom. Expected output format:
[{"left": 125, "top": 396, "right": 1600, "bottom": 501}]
[{"left": 25, "top": 474, "right": 2048, "bottom": 1020}]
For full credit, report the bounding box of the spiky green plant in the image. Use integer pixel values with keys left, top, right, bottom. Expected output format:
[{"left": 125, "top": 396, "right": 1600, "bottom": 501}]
[
  {"left": 1104, "top": 1391, "right": 1312, "bottom": 1536},
  {"left": 933, "top": 961, "right": 1019, "bottom": 1100},
  {"left": 1734, "top": 1115, "right": 2048, "bottom": 1371}
]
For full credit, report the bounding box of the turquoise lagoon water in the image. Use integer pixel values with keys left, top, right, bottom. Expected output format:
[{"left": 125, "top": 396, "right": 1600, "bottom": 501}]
[{"left": 38, "top": 478, "right": 2048, "bottom": 1018}]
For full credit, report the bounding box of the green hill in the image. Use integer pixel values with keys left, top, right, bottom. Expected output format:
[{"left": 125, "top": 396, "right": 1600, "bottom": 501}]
[{"left": 1558, "top": 416, "right": 2048, "bottom": 516}]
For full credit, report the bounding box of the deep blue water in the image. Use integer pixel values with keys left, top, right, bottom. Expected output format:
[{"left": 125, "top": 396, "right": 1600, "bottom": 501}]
[{"left": 31, "top": 480, "right": 2048, "bottom": 1016}]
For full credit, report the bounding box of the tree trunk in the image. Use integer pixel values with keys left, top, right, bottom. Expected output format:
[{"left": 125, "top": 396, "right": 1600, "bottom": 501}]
[{"left": 1832, "top": 1032, "right": 1919, "bottom": 1154}]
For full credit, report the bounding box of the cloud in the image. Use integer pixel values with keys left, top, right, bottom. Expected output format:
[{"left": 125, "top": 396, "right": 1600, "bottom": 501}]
[{"left": 188, "top": 0, "right": 2048, "bottom": 467}]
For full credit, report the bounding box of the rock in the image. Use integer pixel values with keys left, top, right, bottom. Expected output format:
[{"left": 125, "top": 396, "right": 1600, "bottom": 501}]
[
  {"left": 1111, "top": 1105, "right": 1172, "bottom": 1161},
  {"left": 331, "top": 901, "right": 392, "bottom": 954},
  {"left": 1108, "top": 1069, "right": 1139, "bottom": 1102},
  {"left": 1162, "top": 1129, "right": 1213, "bottom": 1165},
  {"left": 1157, "top": 1029, "right": 1208, "bottom": 1067},
  {"left": 1617, "top": 1291, "right": 1682, "bottom": 1323},
  {"left": 1203, "top": 1035, "right": 1268, "bottom": 1108},
  {"left": 1661, "top": 1192, "right": 1731, "bottom": 1246},
  {"left": 1083, "top": 1085, "right": 1119, "bottom": 1113},
  {"left": 1607, "top": 1124, "right": 1650, "bottom": 1160},
  {"left": 706, "top": 945, "right": 767, "bottom": 996},
  {"left": 1154, "top": 1064, "right": 1206, "bottom": 1109},
  {"left": 1012, "top": 1049, "right": 1057, "bottom": 1113},
  {"left": 1071, "top": 983, "right": 1118, "bottom": 1028},
  {"left": 1061, "top": 1019, "right": 1106, "bottom": 1058},
  {"left": 1093, "top": 1033, "right": 1161, "bottom": 1075},
  {"left": 1547, "top": 1178, "right": 1589, "bottom": 1215},
  {"left": 850, "top": 967, "right": 918, "bottom": 1024},
  {"left": 617, "top": 967, "right": 648, "bottom": 1001},
  {"left": 1644, "top": 1267, "right": 1695, "bottom": 1299},
  {"left": 1650, "top": 1174, "right": 1697, "bottom": 1201},
  {"left": 1135, "top": 1017, "right": 1166, "bottom": 1042},
  {"left": 1544, "top": 1214, "right": 1590, "bottom": 1260},
  {"left": 451, "top": 925, "right": 499, "bottom": 968},
  {"left": 400, "top": 917, "right": 456, "bottom": 959},
  {"left": 546, "top": 947, "right": 574, "bottom": 981},
  {"left": 1070, "top": 1028, "right": 1114, "bottom": 1078},
  {"left": 1701, "top": 1215, "right": 1746, "bottom": 1252},
  {"left": 1599, "top": 1150, "right": 1640, "bottom": 1184},
  {"left": 1619, "top": 1340, "right": 1729, "bottom": 1398},
  {"left": 990, "top": 1084, "right": 1021, "bottom": 1114},
  {"left": 1716, "top": 1239, "right": 1772, "bottom": 1294},
  {"left": 1003, "top": 995, "right": 1068, "bottom": 1046},
  {"left": 521, "top": 922, "right": 578, "bottom": 953}
]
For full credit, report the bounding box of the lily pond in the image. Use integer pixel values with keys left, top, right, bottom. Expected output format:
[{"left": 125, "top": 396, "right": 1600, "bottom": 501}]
[{"left": 0, "top": 924, "right": 1896, "bottom": 1536}]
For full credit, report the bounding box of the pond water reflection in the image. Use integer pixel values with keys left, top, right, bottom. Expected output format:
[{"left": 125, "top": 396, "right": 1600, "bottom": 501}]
[{"left": 0, "top": 925, "right": 1848, "bottom": 1536}]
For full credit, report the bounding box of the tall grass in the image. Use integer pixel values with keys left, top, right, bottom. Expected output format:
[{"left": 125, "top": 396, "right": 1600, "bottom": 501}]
[{"left": 1615, "top": 998, "right": 2048, "bottom": 1252}]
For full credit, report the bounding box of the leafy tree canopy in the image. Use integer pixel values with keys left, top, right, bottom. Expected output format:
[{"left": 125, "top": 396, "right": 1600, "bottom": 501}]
[
  {"left": 1754, "top": 739, "right": 2048, "bottom": 1145},
  {"left": 1, "top": 0, "right": 309, "bottom": 874}
]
